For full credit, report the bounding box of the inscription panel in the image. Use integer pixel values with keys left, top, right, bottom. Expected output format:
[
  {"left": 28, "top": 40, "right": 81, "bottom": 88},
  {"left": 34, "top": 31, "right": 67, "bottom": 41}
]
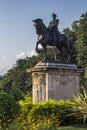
[
  {"left": 32, "top": 72, "right": 46, "bottom": 103},
  {"left": 48, "top": 73, "right": 79, "bottom": 100}
]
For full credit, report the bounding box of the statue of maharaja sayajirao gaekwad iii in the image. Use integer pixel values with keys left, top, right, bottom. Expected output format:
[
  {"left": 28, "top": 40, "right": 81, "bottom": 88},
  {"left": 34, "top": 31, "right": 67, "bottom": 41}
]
[{"left": 33, "top": 13, "right": 76, "bottom": 63}]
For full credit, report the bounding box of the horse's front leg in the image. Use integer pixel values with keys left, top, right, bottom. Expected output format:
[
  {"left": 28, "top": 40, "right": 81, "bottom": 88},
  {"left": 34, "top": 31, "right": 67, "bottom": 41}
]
[{"left": 36, "top": 41, "right": 40, "bottom": 53}]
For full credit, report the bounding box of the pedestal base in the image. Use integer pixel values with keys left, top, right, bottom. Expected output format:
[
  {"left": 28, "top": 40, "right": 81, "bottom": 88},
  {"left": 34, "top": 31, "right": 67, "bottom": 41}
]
[{"left": 27, "top": 62, "right": 80, "bottom": 103}]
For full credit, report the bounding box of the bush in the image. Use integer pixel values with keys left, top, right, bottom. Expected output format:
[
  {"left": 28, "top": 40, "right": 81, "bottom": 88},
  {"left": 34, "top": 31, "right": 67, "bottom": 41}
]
[
  {"left": 10, "top": 87, "right": 24, "bottom": 102},
  {"left": 19, "top": 93, "right": 33, "bottom": 116},
  {"left": 16, "top": 100, "right": 78, "bottom": 129},
  {"left": 28, "top": 100, "right": 78, "bottom": 126},
  {"left": 18, "top": 100, "right": 77, "bottom": 129},
  {"left": 0, "top": 91, "right": 20, "bottom": 126},
  {"left": 0, "top": 99, "right": 81, "bottom": 129},
  {"left": 69, "top": 86, "right": 87, "bottom": 124}
]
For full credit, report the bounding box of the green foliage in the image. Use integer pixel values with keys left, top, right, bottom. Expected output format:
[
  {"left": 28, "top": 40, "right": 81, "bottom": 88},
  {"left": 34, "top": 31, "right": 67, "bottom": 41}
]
[
  {"left": 1, "top": 124, "right": 87, "bottom": 130},
  {"left": 63, "top": 28, "right": 77, "bottom": 64},
  {"left": 19, "top": 93, "right": 33, "bottom": 116},
  {"left": 72, "top": 12, "right": 87, "bottom": 68},
  {"left": 0, "top": 91, "right": 20, "bottom": 126},
  {"left": 28, "top": 100, "right": 78, "bottom": 125},
  {"left": 1, "top": 99, "right": 86, "bottom": 129},
  {"left": 15, "top": 100, "right": 61, "bottom": 129},
  {"left": 0, "top": 54, "right": 44, "bottom": 95},
  {"left": 10, "top": 87, "right": 24, "bottom": 102},
  {"left": 64, "top": 12, "right": 87, "bottom": 87},
  {"left": 69, "top": 86, "right": 87, "bottom": 124}
]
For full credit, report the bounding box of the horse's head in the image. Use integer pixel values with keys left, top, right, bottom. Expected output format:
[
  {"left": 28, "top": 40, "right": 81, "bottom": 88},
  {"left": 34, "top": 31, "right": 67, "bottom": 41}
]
[
  {"left": 33, "top": 19, "right": 43, "bottom": 27},
  {"left": 33, "top": 19, "right": 46, "bottom": 35}
]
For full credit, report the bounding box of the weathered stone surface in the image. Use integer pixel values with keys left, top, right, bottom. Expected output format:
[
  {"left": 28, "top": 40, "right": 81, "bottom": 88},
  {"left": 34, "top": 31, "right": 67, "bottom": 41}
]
[{"left": 27, "top": 62, "right": 80, "bottom": 103}]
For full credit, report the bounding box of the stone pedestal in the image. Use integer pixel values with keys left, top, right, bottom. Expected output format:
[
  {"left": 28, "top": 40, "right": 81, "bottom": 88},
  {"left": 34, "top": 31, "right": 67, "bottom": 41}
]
[{"left": 27, "top": 62, "right": 80, "bottom": 103}]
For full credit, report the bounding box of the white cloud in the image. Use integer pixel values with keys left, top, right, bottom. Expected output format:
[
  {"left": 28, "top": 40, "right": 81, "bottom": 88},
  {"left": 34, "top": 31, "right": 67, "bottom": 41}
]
[
  {"left": 0, "top": 68, "right": 8, "bottom": 75},
  {"left": 16, "top": 52, "right": 25, "bottom": 59},
  {"left": 16, "top": 50, "right": 37, "bottom": 60},
  {"left": 27, "top": 50, "right": 37, "bottom": 57},
  {"left": 0, "top": 56, "right": 10, "bottom": 75},
  {"left": 1, "top": 56, "right": 7, "bottom": 60}
]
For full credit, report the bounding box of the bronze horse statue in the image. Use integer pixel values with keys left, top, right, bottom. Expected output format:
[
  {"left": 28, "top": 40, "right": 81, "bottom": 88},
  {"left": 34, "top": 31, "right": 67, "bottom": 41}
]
[{"left": 33, "top": 18, "right": 72, "bottom": 62}]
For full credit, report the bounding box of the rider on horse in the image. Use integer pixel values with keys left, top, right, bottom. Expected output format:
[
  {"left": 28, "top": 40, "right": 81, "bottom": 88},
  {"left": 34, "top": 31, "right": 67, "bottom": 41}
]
[
  {"left": 48, "top": 13, "right": 60, "bottom": 45},
  {"left": 33, "top": 15, "right": 73, "bottom": 62}
]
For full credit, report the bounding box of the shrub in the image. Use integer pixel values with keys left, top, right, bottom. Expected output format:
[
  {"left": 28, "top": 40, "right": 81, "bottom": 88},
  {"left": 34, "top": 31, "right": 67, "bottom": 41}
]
[
  {"left": 28, "top": 100, "right": 78, "bottom": 126},
  {"left": 1, "top": 99, "right": 80, "bottom": 129},
  {"left": 69, "top": 86, "right": 87, "bottom": 124},
  {"left": 10, "top": 87, "right": 24, "bottom": 102},
  {"left": 0, "top": 91, "right": 20, "bottom": 127},
  {"left": 19, "top": 94, "right": 33, "bottom": 116},
  {"left": 15, "top": 100, "right": 77, "bottom": 129}
]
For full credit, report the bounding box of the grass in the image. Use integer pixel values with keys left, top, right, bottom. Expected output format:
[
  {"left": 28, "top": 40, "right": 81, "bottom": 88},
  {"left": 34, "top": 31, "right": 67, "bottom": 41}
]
[
  {"left": 56, "top": 126, "right": 87, "bottom": 130},
  {"left": 1, "top": 126, "right": 87, "bottom": 130}
]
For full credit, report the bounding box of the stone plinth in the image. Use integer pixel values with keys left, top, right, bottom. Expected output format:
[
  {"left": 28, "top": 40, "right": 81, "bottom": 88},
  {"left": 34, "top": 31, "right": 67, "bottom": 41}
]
[{"left": 27, "top": 62, "right": 80, "bottom": 103}]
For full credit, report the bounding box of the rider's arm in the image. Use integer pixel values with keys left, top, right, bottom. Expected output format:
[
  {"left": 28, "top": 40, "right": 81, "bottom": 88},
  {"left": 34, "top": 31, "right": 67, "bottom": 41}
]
[
  {"left": 52, "top": 19, "right": 59, "bottom": 27},
  {"left": 49, "top": 19, "right": 59, "bottom": 28}
]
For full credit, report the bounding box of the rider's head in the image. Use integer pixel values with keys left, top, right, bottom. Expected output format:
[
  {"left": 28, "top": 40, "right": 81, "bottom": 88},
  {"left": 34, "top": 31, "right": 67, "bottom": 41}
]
[{"left": 52, "top": 13, "right": 57, "bottom": 19}]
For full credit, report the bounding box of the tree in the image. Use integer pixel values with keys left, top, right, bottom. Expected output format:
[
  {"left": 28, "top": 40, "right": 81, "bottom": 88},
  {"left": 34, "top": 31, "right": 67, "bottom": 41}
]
[
  {"left": 72, "top": 12, "right": 87, "bottom": 68},
  {"left": 71, "top": 12, "right": 87, "bottom": 86},
  {"left": 0, "top": 54, "right": 44, "bottom": 95},
  {"left": 63, "top": 28, "right": 77, "bottom": 64},
  {"left": 63, "top": 12, "right": 87, "bottom": 87}
]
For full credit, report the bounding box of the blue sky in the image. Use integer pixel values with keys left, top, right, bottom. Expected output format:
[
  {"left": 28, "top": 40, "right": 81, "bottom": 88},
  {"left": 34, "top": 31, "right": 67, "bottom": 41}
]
[{"left": 0, "top": 0, "right": 87, "bottom": 75}]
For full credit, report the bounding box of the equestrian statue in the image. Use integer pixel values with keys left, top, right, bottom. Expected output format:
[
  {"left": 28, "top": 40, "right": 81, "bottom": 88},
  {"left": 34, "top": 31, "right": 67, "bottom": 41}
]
[{"left": 33, "top": 13, "right": 74, "bottom": 63}]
